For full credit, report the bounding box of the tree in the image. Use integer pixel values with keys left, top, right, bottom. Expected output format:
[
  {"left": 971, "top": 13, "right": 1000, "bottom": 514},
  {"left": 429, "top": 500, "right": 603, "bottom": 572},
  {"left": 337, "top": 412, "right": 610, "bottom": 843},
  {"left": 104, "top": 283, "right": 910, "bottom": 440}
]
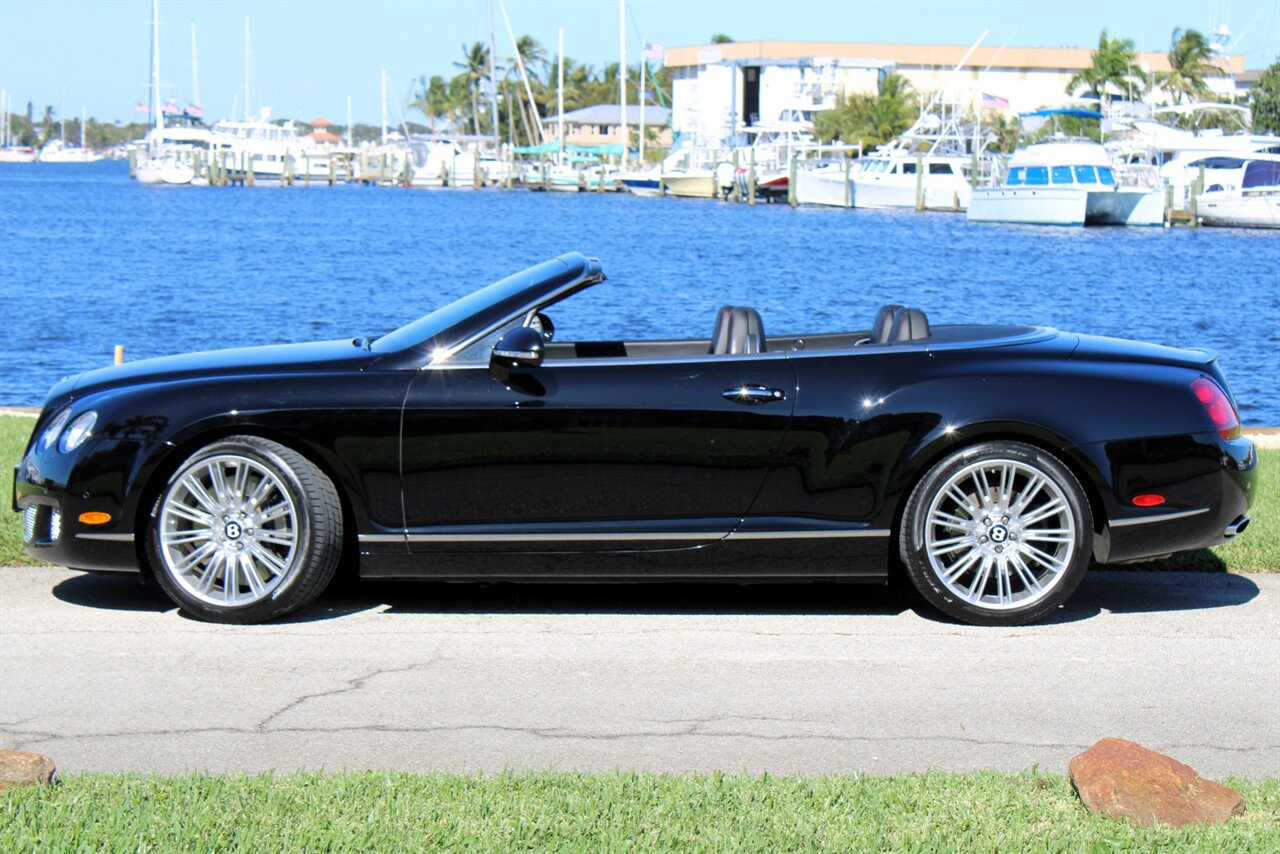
[
  {"left": 1066, "top": 30, "right": 1144, "bottom": 106},
  {"left": 710, "top": 34, "right": 733, "bottom": 44},
  {"left": 408, "top": 75, "right": 455, "bottom": 131},
  {"left": 814, "top": 72, "right": 917, "bottom": 148},
  {"left": 1251, "top": 62, "right": 1280, "bottom": 134},
  {"left": 1158, "top": 28, "right": 1220, "bottom": 104},
  {"left": 453, "top": 41, "right": 489, "bottom": 136}
]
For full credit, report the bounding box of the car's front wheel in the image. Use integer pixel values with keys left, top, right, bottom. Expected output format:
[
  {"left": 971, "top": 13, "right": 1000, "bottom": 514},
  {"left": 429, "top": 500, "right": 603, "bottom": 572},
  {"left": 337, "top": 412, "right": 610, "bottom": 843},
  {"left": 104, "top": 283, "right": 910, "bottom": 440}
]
[
  {"left": 899, "top": 440, "right": 1092, "bottom": 626},
  {"left": 147, "top": 435, "right": 342, "bottom": 624}
]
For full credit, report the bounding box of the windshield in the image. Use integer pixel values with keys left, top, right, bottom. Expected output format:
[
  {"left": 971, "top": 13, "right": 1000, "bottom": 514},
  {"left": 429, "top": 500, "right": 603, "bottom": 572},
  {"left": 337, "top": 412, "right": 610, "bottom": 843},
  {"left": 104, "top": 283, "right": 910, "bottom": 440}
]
[{"left": 371, "top": 254, "right": 598, "bottom": 359}]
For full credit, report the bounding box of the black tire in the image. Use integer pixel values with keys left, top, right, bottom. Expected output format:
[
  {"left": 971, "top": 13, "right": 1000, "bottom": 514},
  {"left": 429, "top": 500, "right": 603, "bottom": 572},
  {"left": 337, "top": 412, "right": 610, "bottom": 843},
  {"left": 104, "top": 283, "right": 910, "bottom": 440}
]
[
  {"left": 147, "top": 435, "right": 343, "bottom": 624},
  {"left": 899, "top": 440, "right": 1092, "bottom": 626}
]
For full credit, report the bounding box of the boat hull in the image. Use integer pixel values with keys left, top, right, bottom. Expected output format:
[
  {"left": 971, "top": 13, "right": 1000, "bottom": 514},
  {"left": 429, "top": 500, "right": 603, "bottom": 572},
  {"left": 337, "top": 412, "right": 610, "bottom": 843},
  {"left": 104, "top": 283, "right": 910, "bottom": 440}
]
[
  {"left": 852, "top": 176, "right": 970, "bottom": 211},
  {"left": 1196, "top": 192, "right": 1280, "bottom": 229},
  {"left": 662, "top": 173, "right": 720, "bottom": 199},
  {"left": 967, "top": 188, "right": 1164, "bottom": 226}
]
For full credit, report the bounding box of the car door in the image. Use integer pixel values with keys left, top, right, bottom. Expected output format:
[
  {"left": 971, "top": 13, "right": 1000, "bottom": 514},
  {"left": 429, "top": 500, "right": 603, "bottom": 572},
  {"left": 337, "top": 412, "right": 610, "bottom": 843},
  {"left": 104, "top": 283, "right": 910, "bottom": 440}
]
[{"left": 399, "top": 352, "right": 796, "bottom": 553}]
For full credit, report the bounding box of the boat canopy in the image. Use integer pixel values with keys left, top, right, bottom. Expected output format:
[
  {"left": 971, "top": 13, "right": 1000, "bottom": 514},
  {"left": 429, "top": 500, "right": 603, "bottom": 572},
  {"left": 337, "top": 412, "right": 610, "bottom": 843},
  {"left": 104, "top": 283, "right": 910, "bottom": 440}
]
[{"left": 1020, "top": 109, "right": 1104, "bottom": 121}]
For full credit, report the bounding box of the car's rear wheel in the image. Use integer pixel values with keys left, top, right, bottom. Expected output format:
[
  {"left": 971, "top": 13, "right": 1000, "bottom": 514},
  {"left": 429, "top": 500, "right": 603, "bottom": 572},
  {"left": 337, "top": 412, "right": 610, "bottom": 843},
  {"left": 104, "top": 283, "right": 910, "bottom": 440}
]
[
  {"left": 899, "top": 441, "right": 1092, "bottom": 626},
  {"left": 148, "top": 435, "right": 342, "bottom": 624}
]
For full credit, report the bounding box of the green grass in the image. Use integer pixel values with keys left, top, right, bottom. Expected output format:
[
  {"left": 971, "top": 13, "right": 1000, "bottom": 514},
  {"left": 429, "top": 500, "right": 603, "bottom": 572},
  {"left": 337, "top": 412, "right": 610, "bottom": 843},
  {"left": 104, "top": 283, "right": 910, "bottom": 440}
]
[
  {"left": 1, "top": 413, "right": 1275, "bottom": 571},
  {"left": 1, "top": 770, "right": 1277, "bottom": 852},
  {"left": 1, "top": 413, "right": 38, "bottom": 566}
]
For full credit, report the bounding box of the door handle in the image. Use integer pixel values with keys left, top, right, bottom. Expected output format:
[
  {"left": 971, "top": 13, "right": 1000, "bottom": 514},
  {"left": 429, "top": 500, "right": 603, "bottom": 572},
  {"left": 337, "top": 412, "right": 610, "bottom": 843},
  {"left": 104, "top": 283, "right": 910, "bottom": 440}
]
[{"left": 722, "top": 385, "right": 786, "bottom": 405}]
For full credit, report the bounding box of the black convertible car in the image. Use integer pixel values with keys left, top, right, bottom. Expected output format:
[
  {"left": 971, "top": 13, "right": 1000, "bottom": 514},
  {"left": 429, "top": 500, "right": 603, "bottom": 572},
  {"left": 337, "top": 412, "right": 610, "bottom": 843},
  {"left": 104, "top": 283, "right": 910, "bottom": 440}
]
[{"left": 14, "top": 253, "right": 1256, "bottom": 625}]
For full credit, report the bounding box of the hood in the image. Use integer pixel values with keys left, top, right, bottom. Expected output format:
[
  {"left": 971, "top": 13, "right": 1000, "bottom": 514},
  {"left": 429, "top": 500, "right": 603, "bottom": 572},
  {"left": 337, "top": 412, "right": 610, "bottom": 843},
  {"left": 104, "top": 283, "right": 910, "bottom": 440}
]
[{"left": 67, "top": 338, "right": 378, "bottom": 400}]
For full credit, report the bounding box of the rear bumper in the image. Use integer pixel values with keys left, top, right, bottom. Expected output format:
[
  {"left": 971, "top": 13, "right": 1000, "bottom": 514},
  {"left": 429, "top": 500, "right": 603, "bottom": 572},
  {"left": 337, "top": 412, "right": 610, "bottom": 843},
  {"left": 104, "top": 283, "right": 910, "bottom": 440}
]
[{"left": 1079, "top": 432, "right": 1257, "bottom": 564}]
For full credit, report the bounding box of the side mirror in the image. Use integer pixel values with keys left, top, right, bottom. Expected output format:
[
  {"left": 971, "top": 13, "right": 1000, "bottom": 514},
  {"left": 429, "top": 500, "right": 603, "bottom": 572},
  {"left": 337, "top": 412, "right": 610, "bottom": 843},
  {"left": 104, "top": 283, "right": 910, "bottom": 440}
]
[{"left": 489, "top": 326, "right": 545, "bottom": 381}]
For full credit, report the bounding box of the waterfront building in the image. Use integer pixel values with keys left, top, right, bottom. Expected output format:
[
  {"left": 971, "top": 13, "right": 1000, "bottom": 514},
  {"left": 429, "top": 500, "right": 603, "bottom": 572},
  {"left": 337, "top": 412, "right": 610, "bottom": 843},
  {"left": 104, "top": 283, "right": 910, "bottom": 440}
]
[
  {"left": 539, "top": 104, "right": 673, "bottom": 149},
  {"left": 663, "top": 41, "right": 1248, "bottom": 148}
]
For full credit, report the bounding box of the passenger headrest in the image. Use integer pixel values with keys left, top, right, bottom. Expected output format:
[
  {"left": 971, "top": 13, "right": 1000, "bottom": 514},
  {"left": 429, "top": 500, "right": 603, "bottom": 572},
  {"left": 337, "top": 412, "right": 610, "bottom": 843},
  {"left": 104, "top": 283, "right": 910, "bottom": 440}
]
[
  {"left": 889, "top": 307, "right": 930, "bottom": 342},
  {"left": 871, "top": 304, "right": 904, "bottom": 343},
  {"left": 709, "top": 305, "right": 767, "bottom": 355}
]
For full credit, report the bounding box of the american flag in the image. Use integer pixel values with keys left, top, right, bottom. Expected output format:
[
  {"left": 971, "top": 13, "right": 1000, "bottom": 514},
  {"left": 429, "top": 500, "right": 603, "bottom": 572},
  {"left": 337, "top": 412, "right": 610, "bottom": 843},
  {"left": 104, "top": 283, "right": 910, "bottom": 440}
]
[
  {"left": 186, "top": 103, "right": 204, "bottom": 118},
  {"left": 982, "top": 93, "right": 1010, "bottom": 110},
  {"left": 643, "top": 42, "right": 663, "bottom": 61},
  {"left": 135, "top": 102, "right": 150, "bottom": 114},
  {"left": 162, "top": 98, "right": 181, "bottom": 116}
]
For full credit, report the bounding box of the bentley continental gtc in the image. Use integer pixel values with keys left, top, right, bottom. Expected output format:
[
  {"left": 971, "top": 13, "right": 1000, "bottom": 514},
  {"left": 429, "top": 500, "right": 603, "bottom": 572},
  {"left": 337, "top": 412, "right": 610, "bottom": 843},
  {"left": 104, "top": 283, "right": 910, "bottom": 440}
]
[{"left": 14, "top": 253, "right": 1257, "bottom": 625}]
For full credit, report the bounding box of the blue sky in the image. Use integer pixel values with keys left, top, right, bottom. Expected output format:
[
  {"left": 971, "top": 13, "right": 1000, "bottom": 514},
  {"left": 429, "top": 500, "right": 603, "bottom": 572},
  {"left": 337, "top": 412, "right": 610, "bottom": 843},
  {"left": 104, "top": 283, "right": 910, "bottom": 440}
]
[{"left": 1, "top": 0, "right": 1277, "bottom": 125}]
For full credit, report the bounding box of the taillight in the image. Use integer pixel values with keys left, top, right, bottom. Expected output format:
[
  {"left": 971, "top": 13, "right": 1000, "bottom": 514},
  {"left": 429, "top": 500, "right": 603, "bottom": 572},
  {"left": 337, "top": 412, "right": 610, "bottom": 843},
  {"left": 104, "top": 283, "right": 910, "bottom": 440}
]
[{"left": 1191, "top": 377, "right": 1240, "bottom": 440}]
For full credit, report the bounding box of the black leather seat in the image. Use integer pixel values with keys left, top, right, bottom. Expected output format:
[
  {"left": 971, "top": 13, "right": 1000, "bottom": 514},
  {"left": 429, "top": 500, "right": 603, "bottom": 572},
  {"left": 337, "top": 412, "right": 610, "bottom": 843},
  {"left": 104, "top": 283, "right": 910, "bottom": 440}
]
[
  {"left": 709, "top": 306, "right": 767, "bottom": 355},
  {"left": 870, "top": 304, "right": 904, "bottom": 343},
  {"left": 888, "top": 307, "right": 930, "bottom": 342}
]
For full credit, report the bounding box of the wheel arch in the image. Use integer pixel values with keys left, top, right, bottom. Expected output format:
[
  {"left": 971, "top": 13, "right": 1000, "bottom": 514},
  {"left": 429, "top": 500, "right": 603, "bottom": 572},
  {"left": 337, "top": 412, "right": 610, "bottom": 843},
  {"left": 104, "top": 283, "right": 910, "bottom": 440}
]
[
  {"left": 888, "top": 423, "right": 1110, "bottom": 570},
  {"left": 131, "top": 423, "right": 361, "bottom": 582}
]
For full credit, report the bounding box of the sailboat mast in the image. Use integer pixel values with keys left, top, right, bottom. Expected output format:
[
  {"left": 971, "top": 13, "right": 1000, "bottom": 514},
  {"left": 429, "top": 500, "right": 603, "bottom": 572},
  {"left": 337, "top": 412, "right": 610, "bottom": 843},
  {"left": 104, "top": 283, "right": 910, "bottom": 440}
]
[
  {"left": 243, "top": 17, "right": 251, "bottom": 120},
  {"left": 639, "top": 50, "right": 646, "bottom": 163},
  {"left": 151, "top": 0, "right": 161, "bottom": 145},
  {"left": 557, "top": 27, "right": 564, "bottom": 166},
  {"left": 380, "top": 69, "right": 388, "bottom": 145},
  {"left": 191, "top": 21, "right": 200, "bottom": 110},
  {"left": 346, "top": 95, "right": 352, "bottom": 147},
  {"left": 618, "top": 0, "right": 626, "bottom": 166},
  {"left": 81, "top": 106, "right": 86, "bottom": 150},
  {"left": 487, "top": 0, "right": 500, "bottom": 144}
]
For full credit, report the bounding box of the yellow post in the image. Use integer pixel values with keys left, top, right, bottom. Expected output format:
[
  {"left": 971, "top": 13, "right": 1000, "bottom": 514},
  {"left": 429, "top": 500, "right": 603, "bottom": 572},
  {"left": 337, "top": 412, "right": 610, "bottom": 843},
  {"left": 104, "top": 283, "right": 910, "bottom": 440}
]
[
  {"left": 748, "top": 149, "right": 756, "bottom": 207},
  {"left": 844, "top": 148, "right": 852, "bottom": 208},
  {"left": 113, "top": 345, "right": 124, "bottom": 365},
  {"left": 128, "top": 148, "right": 136, "bottom": 178}
]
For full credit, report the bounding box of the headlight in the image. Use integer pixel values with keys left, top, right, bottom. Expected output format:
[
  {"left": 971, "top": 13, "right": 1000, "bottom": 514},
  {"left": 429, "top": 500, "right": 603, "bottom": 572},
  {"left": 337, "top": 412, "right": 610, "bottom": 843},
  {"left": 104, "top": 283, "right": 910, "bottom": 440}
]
[
  {"left": 36, "top": 410, "right": 71, "bottom": 453},
  {"left": 58, "top": 411, "right": 98, "bottom": 453}
]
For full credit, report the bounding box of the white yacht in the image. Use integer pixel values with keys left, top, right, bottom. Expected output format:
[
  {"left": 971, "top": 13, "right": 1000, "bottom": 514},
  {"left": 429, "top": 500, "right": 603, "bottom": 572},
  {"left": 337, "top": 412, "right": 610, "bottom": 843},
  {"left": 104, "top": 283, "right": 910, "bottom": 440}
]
[
  {"left": 659, "top": 144, "right": 735, "bottom": 199},
  {"left": 37, "top": 139, "right": 104, "bottom": 163},
  {"left": 968, "top": 139, "right": 1164, "bottom": 227},
  {"left": 209, "top": 110, "right": 334, "bottom": 181},
  {"left": 1196, "top": 155, "right": 1280, "bottom": 229},
  {"left": 845, "top": 98, "right": 988, "bottom": 211}
]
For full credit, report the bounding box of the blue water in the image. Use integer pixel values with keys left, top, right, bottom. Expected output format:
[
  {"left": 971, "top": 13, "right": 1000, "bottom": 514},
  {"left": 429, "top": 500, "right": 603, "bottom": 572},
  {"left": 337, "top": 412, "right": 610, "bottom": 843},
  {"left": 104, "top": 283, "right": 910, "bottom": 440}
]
[{"left": 2, "top": 161, "right": 1278, "bottom": 423}]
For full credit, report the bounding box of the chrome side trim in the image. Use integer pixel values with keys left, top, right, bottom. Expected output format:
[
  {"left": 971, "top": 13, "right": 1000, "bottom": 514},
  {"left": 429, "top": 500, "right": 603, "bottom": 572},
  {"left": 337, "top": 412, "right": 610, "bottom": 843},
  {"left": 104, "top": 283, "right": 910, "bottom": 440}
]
[
  {"left": 75, "top": 533, "right": 136, "bottom": 542},
  {"left": 726, "top": 529, "right": 891, "bottom": 540},
  {"left": 361, "top": 529, "right": 892, "bottom": 544},
  {"left": 402, "top": 532, "right": 722, "bottom": 543},
  {"left": 1109, "top": 508, "right": 1211, "bottom": 528}
]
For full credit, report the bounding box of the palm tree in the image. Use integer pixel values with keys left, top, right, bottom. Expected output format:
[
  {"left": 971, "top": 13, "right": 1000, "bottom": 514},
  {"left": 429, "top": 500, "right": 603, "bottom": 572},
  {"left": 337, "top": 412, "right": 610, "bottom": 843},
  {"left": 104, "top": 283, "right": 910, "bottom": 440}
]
[
  {"left": 1158, "top": 28, "right": 1220, "bottom": 104},
  {"left": 453, "top": 41, "right": 489, "bottom": 136},
  {"left": 408, "top": 75, "right": 455, "bottom": 132},
  {"left": 1066, "top": 30, "right": 1145, "bottom": 106}
]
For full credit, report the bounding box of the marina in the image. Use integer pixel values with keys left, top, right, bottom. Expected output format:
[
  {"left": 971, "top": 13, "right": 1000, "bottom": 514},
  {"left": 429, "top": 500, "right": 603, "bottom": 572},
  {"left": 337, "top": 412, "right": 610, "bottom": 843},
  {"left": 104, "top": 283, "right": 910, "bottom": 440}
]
[{"left": 1, "top": 160, "right": 1277, "bottom": 424}]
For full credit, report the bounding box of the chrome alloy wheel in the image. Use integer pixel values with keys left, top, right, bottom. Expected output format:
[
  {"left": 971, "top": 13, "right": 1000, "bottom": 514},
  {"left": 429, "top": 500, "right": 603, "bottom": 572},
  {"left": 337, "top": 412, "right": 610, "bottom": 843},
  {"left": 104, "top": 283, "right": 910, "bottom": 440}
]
[
  {"left": 158, "top": 453, "right": 301, "bottom": 607},
  {"left": 922, "top": 458, "right": 1076, "bottom": 611}
]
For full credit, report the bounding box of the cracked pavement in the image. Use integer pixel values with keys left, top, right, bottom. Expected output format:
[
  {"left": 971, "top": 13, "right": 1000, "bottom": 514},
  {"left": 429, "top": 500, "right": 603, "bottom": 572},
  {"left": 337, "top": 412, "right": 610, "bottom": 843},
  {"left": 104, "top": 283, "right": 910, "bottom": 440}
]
[{"left": 1, "top": 566, "right": 1277, "bottom": 777}]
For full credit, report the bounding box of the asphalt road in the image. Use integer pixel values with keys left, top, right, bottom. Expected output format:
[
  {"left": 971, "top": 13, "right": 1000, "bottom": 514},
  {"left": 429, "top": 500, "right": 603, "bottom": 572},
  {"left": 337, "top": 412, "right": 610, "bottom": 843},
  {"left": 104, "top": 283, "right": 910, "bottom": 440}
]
[{"left": 2, "top": 565, "right": 1277, "bottom": 779}]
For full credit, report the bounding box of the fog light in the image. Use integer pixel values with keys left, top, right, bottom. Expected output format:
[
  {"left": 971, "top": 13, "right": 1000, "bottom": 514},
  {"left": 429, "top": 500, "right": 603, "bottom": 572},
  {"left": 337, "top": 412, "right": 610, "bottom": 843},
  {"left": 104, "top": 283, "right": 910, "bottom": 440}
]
[{"left": 49, "top": 509, "right": 62, "bottom": 542}]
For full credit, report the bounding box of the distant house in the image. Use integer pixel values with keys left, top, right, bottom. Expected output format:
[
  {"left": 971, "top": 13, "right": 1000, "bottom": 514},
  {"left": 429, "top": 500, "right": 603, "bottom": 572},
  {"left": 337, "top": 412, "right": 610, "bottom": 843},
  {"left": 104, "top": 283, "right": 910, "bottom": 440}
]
[
  {"left": 305, "top": 117, "right": 343, "bottom": 146},
  {"left": 540, "top": 104, "right": 672, "bottom": 148}
]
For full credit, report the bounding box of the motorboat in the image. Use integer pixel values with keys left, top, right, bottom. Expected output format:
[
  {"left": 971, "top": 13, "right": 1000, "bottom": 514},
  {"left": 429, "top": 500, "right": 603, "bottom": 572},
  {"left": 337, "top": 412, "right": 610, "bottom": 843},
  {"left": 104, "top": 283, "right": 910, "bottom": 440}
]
[
  {"left": 209, "top": 110, "right": 335, "bottom": 181},
  {"left": 37, "top": 139, "right": 104, "bottom": 163},
  {"left": 850, "top": 100, "right": 986, "bottom": 211},
  {"left": 968, "top": 139, "right": 1164, "bottom": 226},
  {"left": 1196, "top": 155, "right": 1280, "bottom": 229},
  {"left": 615, "top": 166, "right": 663, "bottom": 197}
]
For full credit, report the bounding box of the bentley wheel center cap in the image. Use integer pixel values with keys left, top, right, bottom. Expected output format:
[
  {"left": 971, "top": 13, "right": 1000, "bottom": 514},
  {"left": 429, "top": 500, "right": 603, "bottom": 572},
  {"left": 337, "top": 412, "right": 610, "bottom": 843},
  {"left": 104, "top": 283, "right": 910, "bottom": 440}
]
[
  {"left": 989, "top": 525, "right": 1009, "bottom": 544},
  {"left": 224, "top": 521, "right": 243, "bottom": 540}
]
